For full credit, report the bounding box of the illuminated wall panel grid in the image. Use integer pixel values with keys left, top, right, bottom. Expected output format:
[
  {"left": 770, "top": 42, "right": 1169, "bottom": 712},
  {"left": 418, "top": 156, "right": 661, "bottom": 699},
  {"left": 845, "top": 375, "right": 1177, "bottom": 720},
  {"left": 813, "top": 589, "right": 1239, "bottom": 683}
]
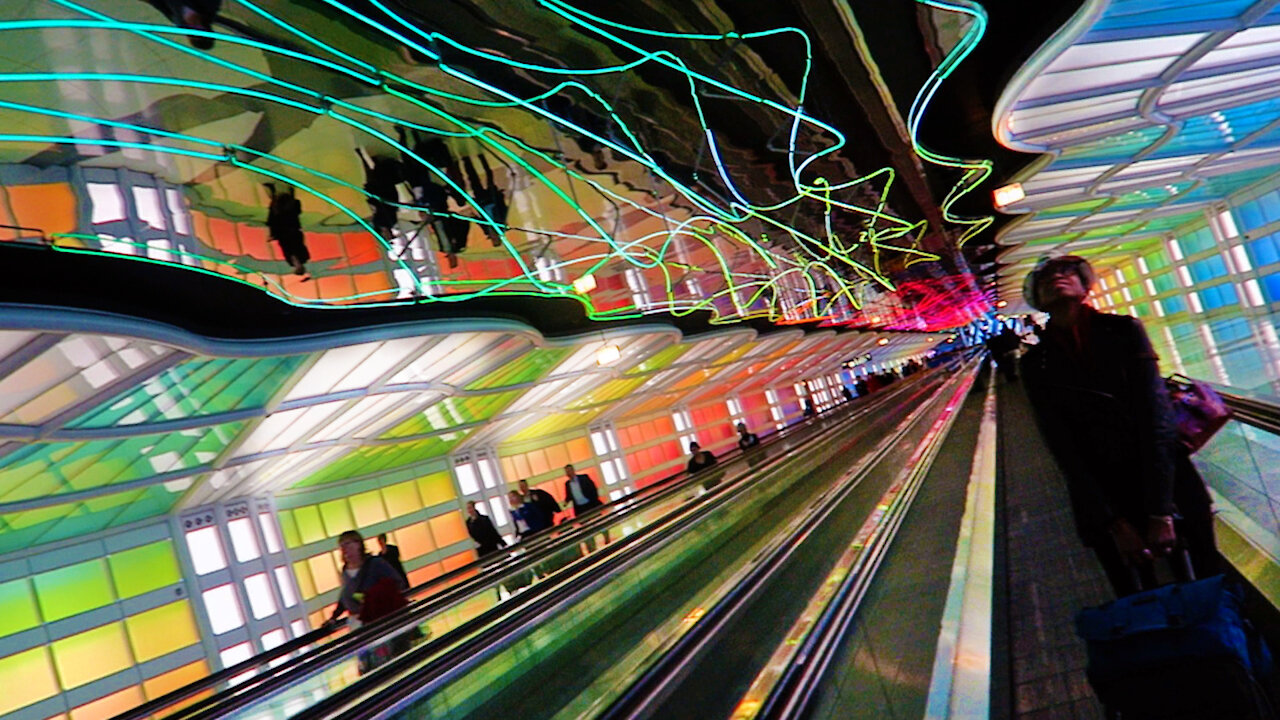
[
  {"left": 0, "top": 2, "right": 995, "bottom": 330},
  {"left": 1077, "top": 190, "right": 1280, "bottom": 393},
  {"left": 0, "top": 523, "right": 206, "bottom": 720},
  {"left": 994, "top": 0, "right": 1280, "bottom": 385}
]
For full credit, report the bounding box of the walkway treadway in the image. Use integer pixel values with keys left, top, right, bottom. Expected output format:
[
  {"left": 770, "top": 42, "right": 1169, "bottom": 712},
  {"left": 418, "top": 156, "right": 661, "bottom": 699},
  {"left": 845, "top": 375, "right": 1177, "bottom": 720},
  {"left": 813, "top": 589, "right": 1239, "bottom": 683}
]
[{"left": 998, "top": 377, "right": 1111, "bottom": 719}]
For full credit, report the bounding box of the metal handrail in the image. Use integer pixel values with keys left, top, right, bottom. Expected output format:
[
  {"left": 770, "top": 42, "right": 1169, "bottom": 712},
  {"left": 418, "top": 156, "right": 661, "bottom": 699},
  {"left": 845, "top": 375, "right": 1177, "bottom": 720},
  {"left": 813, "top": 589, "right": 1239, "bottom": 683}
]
[
  {"left": 1212, "top": 383, "right": 1280, "bottom": 436},
  {"left": 119, "top": 374, "right": 910, "bottom": 720}
]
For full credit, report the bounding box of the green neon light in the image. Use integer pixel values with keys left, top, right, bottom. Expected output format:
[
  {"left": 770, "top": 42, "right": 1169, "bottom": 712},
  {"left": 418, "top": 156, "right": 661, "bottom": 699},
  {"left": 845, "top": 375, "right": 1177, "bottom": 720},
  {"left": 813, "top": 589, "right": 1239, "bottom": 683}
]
[{"left": 0, "top": 0, "right": 992, "bottom": 329}]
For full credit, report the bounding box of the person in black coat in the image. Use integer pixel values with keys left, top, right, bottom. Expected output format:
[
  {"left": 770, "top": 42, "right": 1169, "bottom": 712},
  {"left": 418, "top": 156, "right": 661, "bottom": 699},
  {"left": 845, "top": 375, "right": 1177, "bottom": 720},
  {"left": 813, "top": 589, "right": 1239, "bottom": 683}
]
[
  {"left": 465, "top": 501, "right": 505, "bottom": 557},
  {"left": 686, "top": 441, "right": 717, "bottom": 473},
  {"left": 519, "top": 479, "right": 560, "bottom": 526},
  {"left": 376, "top": 532, "right": 408, "bottom": 587},
  {"left": 1021, "top": 255, "right": 1215, "bottom": 597},
  {"left": 736, "top": 422, "right": 760, "bottom": 451},
  {"left": 561, "top": 464, "right": 602, "bottom": 517}
]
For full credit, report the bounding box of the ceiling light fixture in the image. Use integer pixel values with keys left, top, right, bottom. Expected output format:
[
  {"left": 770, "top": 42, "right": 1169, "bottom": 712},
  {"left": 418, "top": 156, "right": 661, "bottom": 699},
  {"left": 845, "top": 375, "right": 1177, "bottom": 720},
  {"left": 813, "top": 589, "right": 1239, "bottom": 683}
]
[
  {"left": 992, "top": 183, "right": 1025, "bottom": 208},
  {"left": 597, "top": 343, "right": 621, "bottom": 365},
  {"left": 573, "top": 274, "right": 597, "bottom": 294}
]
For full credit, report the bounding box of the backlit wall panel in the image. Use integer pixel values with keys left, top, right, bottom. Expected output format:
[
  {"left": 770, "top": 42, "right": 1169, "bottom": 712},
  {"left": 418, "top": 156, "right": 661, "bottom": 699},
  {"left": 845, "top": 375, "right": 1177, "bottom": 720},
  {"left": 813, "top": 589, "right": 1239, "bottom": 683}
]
[{"left": 0, "top": 524, "right": 204, "bottom": 720}]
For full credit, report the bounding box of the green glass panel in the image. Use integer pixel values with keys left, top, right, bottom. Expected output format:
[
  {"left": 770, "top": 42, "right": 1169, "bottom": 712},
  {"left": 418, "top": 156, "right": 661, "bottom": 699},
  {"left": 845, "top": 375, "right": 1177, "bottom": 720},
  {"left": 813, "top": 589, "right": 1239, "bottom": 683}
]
[
  {"left": 293, "top": 505, "right": 326, "bottom": 544},
  {"left": 628, "top": 343, "right": 690, "bottom": 375},
  {"left": 0, "top": 421, "right": 245, "bottom": 505},
  {"left": 1143, "top": 250, "right": 1169, "bottom": 271},
  {"left": 465, "top": 348, "right": 571, "bottom": 390},
  {"left": 1152, "top": 272, "right": 1178, "bottom": 293},
  {"left": 567, "top": 376, "right": 648, "bottom": 409},
  {"left": 278, "top": 510, "right": 302, "bottom": 548},
  {"left": 108, "top": 540, "right": 181, "bottom": 599},
  {"left": 319, "top": 499, "right": 355, "bottom": 537},
  {"left": 0, "top": 579, "right": 41, "bottom": 637},
  {"left": 380, "top": 391, "right": 521, "bottom": 439},
  {"left": 292, "top": 434, "right": 464, "bottom": 489},
  {"left": 68, "top": 356, "right": 306, "bottom": 428},
  {"left": 32, "top": 558, "right": 115, "bottom": 622}
]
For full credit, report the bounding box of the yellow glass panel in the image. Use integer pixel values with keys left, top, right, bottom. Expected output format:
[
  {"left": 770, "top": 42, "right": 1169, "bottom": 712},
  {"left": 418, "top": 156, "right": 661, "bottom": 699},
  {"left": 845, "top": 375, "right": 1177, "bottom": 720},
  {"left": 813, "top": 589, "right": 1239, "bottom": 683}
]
[
  {"left": 318, "top": 499, "right": 355, "bottom": 538},
  {"left": 428, "top": 513, "right": 468, "bottom": 549},
  {"left": 499, "top": 456, "right": 517, "bottom": 482},
  {"left": 382, "top": 481, "right": 422, "bottom": 518},
  {"left": 108, "top": 541, "right": 181, "bottom": 599},
  {"left": 33, "top": 559, "right": 115, "bottom": 622},
  {"left": 415, "top": 472, "right": 455, "bottom": 507},
  {"left": 51, "top": 622, "right": 134, "bottom": 689},
  {"left": 567, "top": 437, "right": 593, "bottom": 464},
  {"left": 70, "top": 685, "right": 144, "bottom": 720},
  {"left": 0, "top": 647, "right": 60, "bottom": 716},
  {"left": 293, "top": 505, "right": 326, "bottom": 544},
  {"left": 394, "top": 522, "right": 435, "bottom": 560},
  {"left": 293, "top": 560, "right": 316, "bottom": 599},
  {"left": 125, "top": 601, "right": 200, "bottom": 663},
  {"left": 0, "top": 578, "right": 41, "bottom": 637},
  {"left": 307, "top": 554, "right": 340, "bottom": 595},
  {"left": 349, "top": 490, "right": 388, "bottom": 528}
]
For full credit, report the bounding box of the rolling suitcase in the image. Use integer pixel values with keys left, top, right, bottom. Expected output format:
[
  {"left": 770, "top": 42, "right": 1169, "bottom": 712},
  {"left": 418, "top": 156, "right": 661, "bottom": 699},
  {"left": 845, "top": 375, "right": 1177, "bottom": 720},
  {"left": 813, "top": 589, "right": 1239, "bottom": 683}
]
[{"left": 1076, "top": 556, "right": 1277, "bottom": 719}]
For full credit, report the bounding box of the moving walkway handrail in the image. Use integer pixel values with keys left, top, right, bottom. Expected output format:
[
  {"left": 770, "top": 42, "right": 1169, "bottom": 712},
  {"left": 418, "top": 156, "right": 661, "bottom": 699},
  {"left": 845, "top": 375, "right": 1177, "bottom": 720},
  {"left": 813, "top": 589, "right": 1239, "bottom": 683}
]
[
  {"left": 299, "top": 374, "right": 950, "bottom": 720},
  {"left": 1209, "top": 381, "right": 1280, "bottom": 436},
  {"left": 121, "top": 375, "right": 917, "bottom": 720},
  {"left": 599, "top": 364, "right": 974, "bottom": 720}
]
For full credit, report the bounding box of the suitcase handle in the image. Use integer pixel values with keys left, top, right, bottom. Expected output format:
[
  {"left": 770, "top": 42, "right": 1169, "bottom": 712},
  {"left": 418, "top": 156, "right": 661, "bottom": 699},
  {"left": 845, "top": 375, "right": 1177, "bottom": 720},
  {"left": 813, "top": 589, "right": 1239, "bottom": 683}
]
[{"left": 1125, "top": 546, "right": 1195, "bottom": 593}]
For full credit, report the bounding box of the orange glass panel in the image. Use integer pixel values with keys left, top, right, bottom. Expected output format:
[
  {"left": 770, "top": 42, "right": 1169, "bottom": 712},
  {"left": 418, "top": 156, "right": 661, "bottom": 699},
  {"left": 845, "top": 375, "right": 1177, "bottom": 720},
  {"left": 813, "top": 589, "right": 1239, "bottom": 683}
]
[
  {"left": 305, "top": 232, "right": 343, "bottom": 262},
  {"left": 499, "top": 456, "right": 518, "bottom": 482},
  {"left": 567, "top": 437, "right": 592, "bottom": 464},
  {"left": 238, "top": 225, "right": 273, "bottom": 260},
  {"left": 511, "top": 453, "right": 531, "bottom": 480},
  {"left": 307, "top": 554, "right": 340, "bottom": 595},
  {"left": 51, "top": 622, "right": 134, "bottom": 689},
  {"left": 440, "top": 551, "right": 473, "bottom": 573},
  {"left": 407, "top": 563, "right": 442, "bottom": 587},
  {"left": 544, "top": 444, "right": 569, "bottom": 470},
  {"left": 427, "top": 513, "right": 468, "bottom": 549},
  {"left": 143, "top": 660, "right": 211, "bottom": 712},
  {"left": 11, "top": 183, "right": 77, "bottom": 236},
  {"left": 526, "top": 449, "right": 549, "bottom": 477},
  {"left": 352, "top": 271, "right": 394, "bottom": 298},
  {"left": 69, "top": 685, "right": 144, "bottom": 720},
  {"left": 340, "top": 232, "right": 383, "bottom": 266},
  {"left": 0, "top": 647, "right": 60, "bottom": 716},
  {"left": 125, "top": 600, "right": 200, "bottom": 663},
  {"left": 654, "top": 416, "right": 676, "bottom": 436},
  {"left": 394, "top": 522, "right": 435, "bottom": 560}
]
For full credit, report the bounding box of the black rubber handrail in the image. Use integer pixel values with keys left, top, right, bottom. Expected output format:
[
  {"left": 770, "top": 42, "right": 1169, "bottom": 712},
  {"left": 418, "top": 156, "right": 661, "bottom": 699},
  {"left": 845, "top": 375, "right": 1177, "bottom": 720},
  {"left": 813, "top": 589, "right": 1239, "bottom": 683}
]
[
  {"left": 121, "top": 374, "right": 915, "bottom": 720},
  {"left": 1210, "top": 381, "right": 1280, "bottom": 436},
  {"left": 301, "top": 374, "right": 950, "bottom": 720}
]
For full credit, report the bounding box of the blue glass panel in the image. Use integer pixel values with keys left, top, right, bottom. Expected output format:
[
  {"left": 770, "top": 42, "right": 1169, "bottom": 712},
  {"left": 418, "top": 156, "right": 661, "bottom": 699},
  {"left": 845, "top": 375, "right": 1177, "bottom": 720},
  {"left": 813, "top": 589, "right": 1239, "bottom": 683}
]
[
  {"left": 1164, "top": 295, "right": 1188, "bottom": 314},
  {"left": 1188, "top": 255, "right": 1227, "bottom": 282},
  {"left": 1093, "top": 0, "right": 1254, "bottom": 32},
  {"left": 1199, "top": 283, "right": 1237, "bottom": 310},
  {"left": 1261, "top": 273, "right": 1280, "bottom": 303},
  {"left": 1247, "top": 235, "right": 1280, "bottom": 267}
]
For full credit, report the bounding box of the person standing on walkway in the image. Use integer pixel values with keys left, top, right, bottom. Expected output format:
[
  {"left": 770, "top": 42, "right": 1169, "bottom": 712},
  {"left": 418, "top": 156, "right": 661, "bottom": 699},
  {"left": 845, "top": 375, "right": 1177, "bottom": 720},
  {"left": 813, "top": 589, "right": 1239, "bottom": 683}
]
[
  {"left": 561, "top": 464, "right": 602, "bottom": 518},
  {"left": 519, "top": 479, "right": 560, "bottom": 526},
  {"left": 465, "top": 500, "right": 505, "bottom": 557},
  {"left": 1020, "top": 255, "right": 1216, "bottom": 597}
]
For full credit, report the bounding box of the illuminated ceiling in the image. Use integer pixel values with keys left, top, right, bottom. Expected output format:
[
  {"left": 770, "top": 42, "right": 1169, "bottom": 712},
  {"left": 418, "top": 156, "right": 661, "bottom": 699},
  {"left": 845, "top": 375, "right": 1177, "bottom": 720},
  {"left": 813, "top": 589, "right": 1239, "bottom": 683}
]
[
  {"left": 993, "top": 0, "right": 1280, "bottom": 309},
  {"left": 0, "top": 0, "right": 993, "bottom": 331},
  {"left": 0, "top": 306, "right": 941, "bottom": 554}
]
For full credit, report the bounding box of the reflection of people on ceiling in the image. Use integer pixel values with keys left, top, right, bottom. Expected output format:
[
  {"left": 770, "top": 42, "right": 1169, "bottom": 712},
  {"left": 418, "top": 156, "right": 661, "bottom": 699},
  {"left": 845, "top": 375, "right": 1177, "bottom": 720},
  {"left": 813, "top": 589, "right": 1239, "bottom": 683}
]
[
  {"left": 461, "top": 154, "right": 508, "bottom": 248},
  {"left": 144, "top": 0, "right": 222, "bottom": 50},
  {"left": 356, "top": 150, "right": 402, "bottom": 242},
  {"left": 396, "top": 126, "right": 469, "bottom": 269},
  {"left": 264, "top": 183, "right": 309, "bottom": 277}
]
